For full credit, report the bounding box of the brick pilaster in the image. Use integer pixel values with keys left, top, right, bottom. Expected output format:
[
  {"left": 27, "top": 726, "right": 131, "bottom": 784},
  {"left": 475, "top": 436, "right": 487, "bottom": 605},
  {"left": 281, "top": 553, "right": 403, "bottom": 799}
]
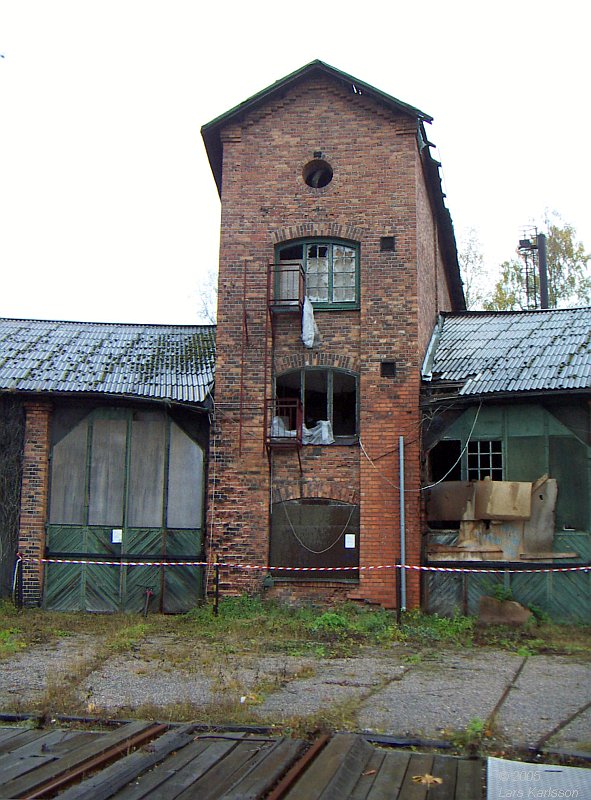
[{"left": 18, "top": 401, "right": 52, "bottom": 606}]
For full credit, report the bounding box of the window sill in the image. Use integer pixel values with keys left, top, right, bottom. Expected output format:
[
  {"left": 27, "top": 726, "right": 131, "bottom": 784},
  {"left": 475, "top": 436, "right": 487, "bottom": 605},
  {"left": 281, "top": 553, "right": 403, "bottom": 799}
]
[
  {"left": 304, "top": 436, "right": 358, "bottom": 447},
  {"left": 312, "top": 303, "right": 360, "bottom": 312},
  {"left": 270, "top": 574, "right": 359, "bottom": 584}
]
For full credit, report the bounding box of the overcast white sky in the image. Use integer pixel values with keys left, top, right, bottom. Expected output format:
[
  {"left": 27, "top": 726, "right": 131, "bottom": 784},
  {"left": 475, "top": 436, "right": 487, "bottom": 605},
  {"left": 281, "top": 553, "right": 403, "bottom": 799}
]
[{"left": 1, "top": 0, "right": 589, "bottom": 324}]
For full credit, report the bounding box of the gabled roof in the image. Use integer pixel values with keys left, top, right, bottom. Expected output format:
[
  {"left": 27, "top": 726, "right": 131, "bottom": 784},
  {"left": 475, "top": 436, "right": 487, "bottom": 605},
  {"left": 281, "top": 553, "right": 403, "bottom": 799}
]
[
  {"left": 201, "top": 59, "right": 432, "bottom": 196},
  {"left": 422, "top": 308, "right": 591, "bottom": 397},
  {"left": 0, "top": 318, "right": 216, "bottom": 407},
  {"left": 201, "top": 60, "right": 465, "bottom": 311}
]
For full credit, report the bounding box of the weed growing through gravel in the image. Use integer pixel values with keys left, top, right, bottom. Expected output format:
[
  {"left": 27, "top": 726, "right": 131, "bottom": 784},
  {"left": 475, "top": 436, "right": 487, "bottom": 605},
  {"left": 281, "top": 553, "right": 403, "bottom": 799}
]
[{"left": 451, "top": 716, "right": 494, "bottom": 756}]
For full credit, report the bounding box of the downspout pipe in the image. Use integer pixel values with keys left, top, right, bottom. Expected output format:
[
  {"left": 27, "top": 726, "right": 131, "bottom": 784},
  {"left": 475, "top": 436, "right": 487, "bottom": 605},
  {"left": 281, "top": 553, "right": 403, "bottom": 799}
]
[{"left": 399, "top": 435, "right": 406, "bottom": 610}]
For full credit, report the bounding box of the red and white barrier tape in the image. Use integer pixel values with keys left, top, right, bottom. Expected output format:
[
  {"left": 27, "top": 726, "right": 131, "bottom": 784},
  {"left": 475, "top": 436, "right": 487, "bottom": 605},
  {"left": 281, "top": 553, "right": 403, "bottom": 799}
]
[{"left": 16, "top": 555, "right": 591, "bottom": 574}]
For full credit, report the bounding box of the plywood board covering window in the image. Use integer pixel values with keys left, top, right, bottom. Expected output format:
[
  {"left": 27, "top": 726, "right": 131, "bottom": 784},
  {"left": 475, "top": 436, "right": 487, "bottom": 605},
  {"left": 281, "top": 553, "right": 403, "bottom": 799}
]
[{"left": 49, "top": 408, "right": 204, "bottom": 529}]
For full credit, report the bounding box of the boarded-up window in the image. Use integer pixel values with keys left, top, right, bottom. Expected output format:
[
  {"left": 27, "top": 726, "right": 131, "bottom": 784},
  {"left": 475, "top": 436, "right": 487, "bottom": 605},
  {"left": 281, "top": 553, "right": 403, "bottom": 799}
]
[
  {"left": 270, "top": 498, "right": 359, "bottom": 579},
  {"left": 88, "top": 419, "right": 127, "bottom": 526},
  {"left": 550, "top": 436, "right": 588, "bottom": 531},
  {"left": 127, "top": 415, "right": 166, "bottom": 527},
  {"left": 49, "top": 419, "right": 88, "bottom": 524},
  {"left": 167, "top": 422, "right": 204, "bottom": 529},
  {"left": 49, "top": 408, "right": 204, "bottom": 531}
]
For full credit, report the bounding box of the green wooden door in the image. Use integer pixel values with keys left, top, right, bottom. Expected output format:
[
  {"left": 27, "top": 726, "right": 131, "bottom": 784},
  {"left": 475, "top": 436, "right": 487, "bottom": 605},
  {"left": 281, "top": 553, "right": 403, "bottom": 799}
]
[{"left": 44, "top": 525, "right": 203, "bottom": 612}]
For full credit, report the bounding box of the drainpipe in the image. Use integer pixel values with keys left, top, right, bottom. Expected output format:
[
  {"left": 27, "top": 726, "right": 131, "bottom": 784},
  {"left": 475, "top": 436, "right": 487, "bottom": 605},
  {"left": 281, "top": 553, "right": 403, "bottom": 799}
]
[{"left": 399, "top": 435, "right": 406, "bottom": 610}]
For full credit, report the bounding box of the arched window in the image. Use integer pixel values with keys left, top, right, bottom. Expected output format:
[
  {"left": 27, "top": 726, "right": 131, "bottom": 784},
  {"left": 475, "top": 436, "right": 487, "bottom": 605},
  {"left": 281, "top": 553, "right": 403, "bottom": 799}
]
[{"left": 276, "top": 239, "right": 359, "bottom": 308}]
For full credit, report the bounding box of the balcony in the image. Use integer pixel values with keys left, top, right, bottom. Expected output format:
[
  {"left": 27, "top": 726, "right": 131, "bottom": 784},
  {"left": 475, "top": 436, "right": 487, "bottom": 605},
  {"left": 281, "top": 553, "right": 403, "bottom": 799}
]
[
  {"left": 266, "top": 398, "right": 303, "bottom": 449},
  {"left": 267, "top": 262, "right": 305, "bottom": 314}
]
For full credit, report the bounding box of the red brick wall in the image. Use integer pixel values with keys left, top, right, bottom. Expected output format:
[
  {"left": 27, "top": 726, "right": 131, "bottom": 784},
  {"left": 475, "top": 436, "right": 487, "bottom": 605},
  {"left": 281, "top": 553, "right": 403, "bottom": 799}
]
[
  {"left": 18, "top": 401, "right": 52, "bottom": 606},
  {"left": 208, "top": 73, "right": 453, "bottom": 608}
]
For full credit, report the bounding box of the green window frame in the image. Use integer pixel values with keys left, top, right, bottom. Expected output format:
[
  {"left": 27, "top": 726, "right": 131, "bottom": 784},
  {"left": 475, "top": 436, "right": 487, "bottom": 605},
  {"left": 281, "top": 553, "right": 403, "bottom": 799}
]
[
  {"left": 275, "top": 367, "right": 358, "bottom": 443},
  {"left": 466, "top": 439, "right": 504, "bottom": 481},
  {"left": 276, "top": 238, "right": 359, "bottom": 309}
]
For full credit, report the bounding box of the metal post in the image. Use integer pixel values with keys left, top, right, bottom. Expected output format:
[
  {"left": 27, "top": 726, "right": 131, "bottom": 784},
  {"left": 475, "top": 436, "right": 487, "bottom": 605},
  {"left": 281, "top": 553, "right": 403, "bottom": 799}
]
[
  {"left": 395, "top": 565, "right": 402, "bottom": 625},
  {"left": 399, "top": 436, "right": 406, "bottom": 610},
  {"left": 538, "top": 233, "right": 549, "bottom": 309},
  {"left": 214, "top": 556, "right": 220, "bottom": 617}
]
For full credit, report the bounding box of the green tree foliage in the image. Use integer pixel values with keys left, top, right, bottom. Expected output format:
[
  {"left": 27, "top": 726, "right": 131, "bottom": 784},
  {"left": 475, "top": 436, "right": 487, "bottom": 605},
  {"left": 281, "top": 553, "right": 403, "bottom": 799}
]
[
  {"left": 458, "top": 227, "right": 487, "bottom": 309},
  {"left": 485, "top": 213, "right": 591, "bottom": 310},
  {"left": 545, "top": 214, "right": 591, "bottom": 307},
  {"left": 483, "top": 259, "right": 528, "bottom": 311}
]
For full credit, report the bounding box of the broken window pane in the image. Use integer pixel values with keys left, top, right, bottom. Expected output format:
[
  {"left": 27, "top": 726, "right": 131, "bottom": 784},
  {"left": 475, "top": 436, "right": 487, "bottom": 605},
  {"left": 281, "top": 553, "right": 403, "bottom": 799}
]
[
  {"left": 277, "top": 244, "right": 303, "bottom": 302},
  {"left": 332, "top": 371, "right": 356, "bottom": 436},
  {"left": 276, "top": 239, "right": 358, "bottom": 306},
  {"left": 332, "top": 245, "right": 356, "bottom": 303},
  {"left": 304, "top": 369, "right": 328, "bottom": 428},
  {"left": 275, "top": 368, "right": 358, "bottom": 441},
  {"left": 429, "top": 440, "right": 462, "bottom": 482},
  {"left": 306, "top": 244, "right": 329, "bottom": 302}
]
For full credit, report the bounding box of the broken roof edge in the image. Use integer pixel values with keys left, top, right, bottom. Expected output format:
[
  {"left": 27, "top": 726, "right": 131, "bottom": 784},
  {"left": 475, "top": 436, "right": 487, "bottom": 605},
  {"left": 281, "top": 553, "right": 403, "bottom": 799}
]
[
  {"left": 201, "top": 60, "right": 433, "bottom": 195},
  {"left": 418, "top": 132, "right": 465, "bottom": 311},
  {"left": 0, "top": 386, "right": 215, "bottom": 412},
  {"left": 421, "top": 314, "right": 445, "bottom": 381},
  {"left": 421, "top": 386, "right": 591, "bottom": 407}
]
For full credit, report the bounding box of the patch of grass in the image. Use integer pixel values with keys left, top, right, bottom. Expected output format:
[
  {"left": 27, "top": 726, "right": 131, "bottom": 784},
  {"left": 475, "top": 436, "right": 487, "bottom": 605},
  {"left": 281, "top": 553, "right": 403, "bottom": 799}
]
[
  {"left": 0, "top": 600, "right": 19, "bottom": 618},
  {"left": 0, "top": 627, "right": 26, "bottom": 657},
  {"left": 182, "top": 597, "right": 398, "bottom": 656},
  {"left": 475, "top": 620, "right": 591, "bottom": 657},
  {"left": 399, "top": 610, "right": 475, "bottom": 646},
  {"left": 106, "top": 623, "right": 149, "bottom": 654}
]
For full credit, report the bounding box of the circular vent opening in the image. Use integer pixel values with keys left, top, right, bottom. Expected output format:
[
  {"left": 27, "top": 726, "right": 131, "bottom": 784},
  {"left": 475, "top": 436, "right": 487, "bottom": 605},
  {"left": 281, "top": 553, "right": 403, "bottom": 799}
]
[{"left": 303, "top": 159, "right": 333, "bottom": 188}]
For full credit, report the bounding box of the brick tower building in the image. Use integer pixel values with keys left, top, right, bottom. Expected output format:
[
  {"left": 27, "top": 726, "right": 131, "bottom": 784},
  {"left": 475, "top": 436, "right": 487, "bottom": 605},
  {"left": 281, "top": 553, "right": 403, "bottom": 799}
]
[{"left": 202, "top": 61, "right": 464, "bottom": 608}]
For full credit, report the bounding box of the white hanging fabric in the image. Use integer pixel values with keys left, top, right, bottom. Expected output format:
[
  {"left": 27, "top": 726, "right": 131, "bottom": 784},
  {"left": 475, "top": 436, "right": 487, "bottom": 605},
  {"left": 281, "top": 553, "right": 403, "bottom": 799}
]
[{"left": 301, "top": 297, "right": 320, "bottom": 348}]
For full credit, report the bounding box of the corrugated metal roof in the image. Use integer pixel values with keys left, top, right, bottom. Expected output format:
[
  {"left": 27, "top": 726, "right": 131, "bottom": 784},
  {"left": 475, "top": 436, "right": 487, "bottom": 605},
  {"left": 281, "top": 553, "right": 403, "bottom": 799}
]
[
  {"left": 423, "top": 307, "right": 591, "bottom": 396},
  {"left": 0, "top": 318, "right": 216, "bottom": 406}
]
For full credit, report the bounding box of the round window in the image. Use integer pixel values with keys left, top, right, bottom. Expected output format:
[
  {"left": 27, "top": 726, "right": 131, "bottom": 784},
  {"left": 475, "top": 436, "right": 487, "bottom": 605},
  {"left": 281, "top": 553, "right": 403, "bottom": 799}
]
[{"left": 303, "top": 159, "right": 333, "bottom": 188}]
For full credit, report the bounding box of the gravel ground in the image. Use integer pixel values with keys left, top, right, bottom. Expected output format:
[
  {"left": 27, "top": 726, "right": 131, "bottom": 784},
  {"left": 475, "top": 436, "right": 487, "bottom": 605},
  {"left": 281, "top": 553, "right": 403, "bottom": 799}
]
[
  {"left": 358, "top": 650, "right": 524, "bottom": 738},
  {"left": 0, "top": 634, "right": 588, "bottom": 755},
  {"left": 495, "top": 656, "right": 591, "bottom": 748},
  {"left": 254, "top": 655, "right": 406, "bottom": 719},
  {"left": 0, "top": 635, "right": 98, "bottom": 708}
]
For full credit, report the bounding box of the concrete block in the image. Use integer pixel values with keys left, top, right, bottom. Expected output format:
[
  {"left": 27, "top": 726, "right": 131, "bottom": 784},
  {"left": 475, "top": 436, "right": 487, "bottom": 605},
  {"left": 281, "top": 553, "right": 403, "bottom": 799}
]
[{"left": 474, "top": 480, "right": 531, "bottom": 521}]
